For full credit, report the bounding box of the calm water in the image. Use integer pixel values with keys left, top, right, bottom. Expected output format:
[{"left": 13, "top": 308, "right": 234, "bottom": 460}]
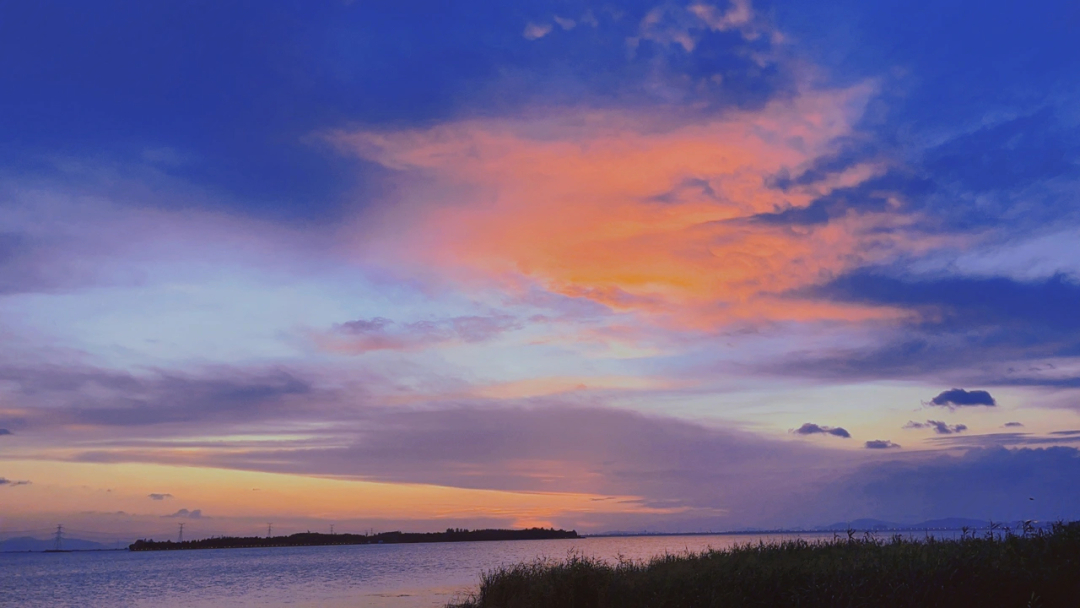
[{"left": 1, "top": 532, "right": 948, "bottom": 607}]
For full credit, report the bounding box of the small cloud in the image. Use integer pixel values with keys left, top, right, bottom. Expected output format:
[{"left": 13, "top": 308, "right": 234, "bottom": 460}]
[
  {"left": 903, "top": 420, "right": 968, "bottom": 434},
  {"left": 553, "top": 15, "right": 576, "bottom": 30},
  {"left": 1004, "top": 422, "right": 1024, "bottom": 428},
  {"left": 163, "top": 508, "right": 205, "bottom": 519},
  {"left": 865, "top": 440, "right": 901, "bottom": 449},
  {"left": 793, "top": 423, "right": 851, "bottom": 438},
  {"left": 523, "top": 22, "right": 553, "bottom": 40},
  {"left": 339, "top": 317, "right": 391, "bottom": 333},
  {"left": 0, "top": 477, "right": 31, "bottom": 486},
  {"left": 148, "top": 493, "right": 173, "bottom": 500},
  {"left": 929, "top": 388, "right": 996, "bottom": 408},
  {"left": 0, "top": 429, "right": 11, "bottom": 436},
  {"left": 579, "top": 10, "right": 599, "bottom": 27}
]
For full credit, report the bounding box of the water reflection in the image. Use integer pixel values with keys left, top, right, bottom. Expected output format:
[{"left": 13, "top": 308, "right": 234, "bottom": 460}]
[{"left": 0, "top": 532, "right": 962, "bottom": 607}]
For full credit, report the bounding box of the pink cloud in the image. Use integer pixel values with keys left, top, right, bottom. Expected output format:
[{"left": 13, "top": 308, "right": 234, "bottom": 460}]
[
  {"left": 523, "top": 22, "right": 552, "bottom": 40},
  {"left": 329, "top": 84, "right": 928, "bottom": 331}
]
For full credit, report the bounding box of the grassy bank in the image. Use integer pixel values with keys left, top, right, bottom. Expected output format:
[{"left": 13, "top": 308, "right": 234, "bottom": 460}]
[{"left": 452, "top": 523, "right": 1080, "bottom": 608}]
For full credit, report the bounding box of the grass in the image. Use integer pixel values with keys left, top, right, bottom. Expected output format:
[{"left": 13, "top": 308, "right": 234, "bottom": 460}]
[{"left": 451, "top": 523, "right": 1080, "bottom": 608}]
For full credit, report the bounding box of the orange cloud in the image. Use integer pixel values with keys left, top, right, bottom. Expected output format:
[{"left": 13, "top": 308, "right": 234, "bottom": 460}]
[{"left": 332, "top": 85, "right": 927, "bottom": 329}]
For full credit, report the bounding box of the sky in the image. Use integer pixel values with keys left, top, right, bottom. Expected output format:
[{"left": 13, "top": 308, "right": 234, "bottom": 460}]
[{"left": 2, "top": 0, "right": 1080, "bottom": 541}]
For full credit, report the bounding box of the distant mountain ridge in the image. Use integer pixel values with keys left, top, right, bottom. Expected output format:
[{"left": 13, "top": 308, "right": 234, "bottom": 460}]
[
  {"left": 595, "top": 518, "right": 1041, "bottom": 536},
  {"left": 816, "top": 518, "right": 1026, "bottom": 531}
]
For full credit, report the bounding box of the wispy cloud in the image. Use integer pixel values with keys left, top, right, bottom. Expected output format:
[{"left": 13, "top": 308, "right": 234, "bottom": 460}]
[
  {"left": 322, "top": 314, "right": 522, "bottom": 353},
  {"left": 632, "top": 0, "right": 762, "bottom": 53},
  {"left": 553, "top": 16, "right": 576, "bottom": 31},
  {"left": 0, "top": 362, "right": 318, "bottom": 431},
  {"left": 903, "top": 420, "right": 968, "bottom": 435},
  {"left": 163, "top": 508, "right": 205, "bottom": 519},
  {"left": 148, "top": 493, "right": 173, "bottom": 500}
]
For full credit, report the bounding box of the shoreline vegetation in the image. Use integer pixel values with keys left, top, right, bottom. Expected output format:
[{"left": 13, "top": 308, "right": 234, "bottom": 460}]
[
  {"left": 451, "top": 522, "right": 1080, "bottom": 608},
  {"left": 128, "top": 527, "right": 578, "bottom": 551}
]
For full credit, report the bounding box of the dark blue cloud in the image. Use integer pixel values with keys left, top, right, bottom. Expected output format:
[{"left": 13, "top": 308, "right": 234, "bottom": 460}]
[
  {"left": 864, "top": 440, "right": 899, "bottom": 449},
  {"left": 163, "top": 508, "right": 205, "bottom": 519},
  {"left": 752, "top": 171, "right": 931, "bottom": 226},
  {"left": 926, "top": 432, "right": 1080, "bottom": 449},
  {"left": 794, "top": 423, "right": 851, "bottom": 438},
  {"left": 819, "top": 271, "right": 1080, "bottom": 339},
  {"left": 769, "top": 0, "right": 1080, "bottom": 236},
  {"left": 0, "top": 0, "right": 790, "bottom": 221},
  {"left": 930, "top": 389, "right": 996, "bottom": 408},
  {"left": 767, "top": 138, "right": 879, "bottom": 191},
  {"left": 0, "top": 478, "right": 32, "bottom": 487},
  {"left": 904, "top": 420, "right": 968, "bottom": 434},
  {"left": 910, "top": 110, "right": 1080, "bottom": 234},
  {"left": 0, "top": 364, "right": 314, "bottom": 428},
  {"left": 836, "top": 447, "right": 1080, "bottom": 522},
  {"left": 782, "top": 272, "right": 1080, "bottom": 381},
  {"left": 754, "top": 108, "right": 1079, "bottom": 234},
  {"left": 922, "top": 110, "right": 1079, "bottom": 194}
]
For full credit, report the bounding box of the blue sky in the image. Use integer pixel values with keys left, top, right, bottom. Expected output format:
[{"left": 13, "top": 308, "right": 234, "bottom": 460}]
[{"left": 1, "top": 0, "right": 1079, "bottom": 537}]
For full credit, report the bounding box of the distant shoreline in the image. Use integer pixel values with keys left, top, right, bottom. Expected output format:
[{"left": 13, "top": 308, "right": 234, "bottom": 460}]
[
  {"left": 585, "top": 519, "right": 1044, "bottom": 537},
  {"left": 128, "top": 527, "right": 578, "bottom": 552},
  {"left": 585, "top": 528, "right": 981, "bottom": 538}
]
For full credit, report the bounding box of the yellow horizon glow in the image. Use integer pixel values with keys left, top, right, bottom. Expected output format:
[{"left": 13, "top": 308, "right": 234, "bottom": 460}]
[{"left": 0, "top": 459, "right": 692, "bottom": 525}]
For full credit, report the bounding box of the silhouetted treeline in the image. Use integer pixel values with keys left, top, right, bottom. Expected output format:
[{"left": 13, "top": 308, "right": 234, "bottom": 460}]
[
  {"left": 452, "top": 522, "right": 1080, "bottom": 608},
  {"left": 129, "top": 527, "right": 578, "bottom": 551}
]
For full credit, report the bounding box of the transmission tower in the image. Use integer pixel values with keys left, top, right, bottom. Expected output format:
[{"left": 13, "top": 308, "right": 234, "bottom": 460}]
[
  {"left": 178, "top": 523, "right": 184, "bottom": 543},
  {"left": 267, "top": 523, "right": 273, "bottom": 538},
  {"left": 330, "top": 524, "right": 334, "bottom": 535},
  {"left": 53, "top": 524, "right": 63, "bottom": 551}
]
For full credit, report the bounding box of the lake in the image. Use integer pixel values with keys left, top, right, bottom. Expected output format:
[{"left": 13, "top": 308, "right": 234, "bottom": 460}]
[{"left": 0, "top": 532, "right": 951, "bottom": 607}]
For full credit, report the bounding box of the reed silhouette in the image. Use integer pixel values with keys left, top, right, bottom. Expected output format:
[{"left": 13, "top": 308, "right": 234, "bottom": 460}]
[{"left": 452, "top": 522, "right": 1080, "bottom": 608}]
